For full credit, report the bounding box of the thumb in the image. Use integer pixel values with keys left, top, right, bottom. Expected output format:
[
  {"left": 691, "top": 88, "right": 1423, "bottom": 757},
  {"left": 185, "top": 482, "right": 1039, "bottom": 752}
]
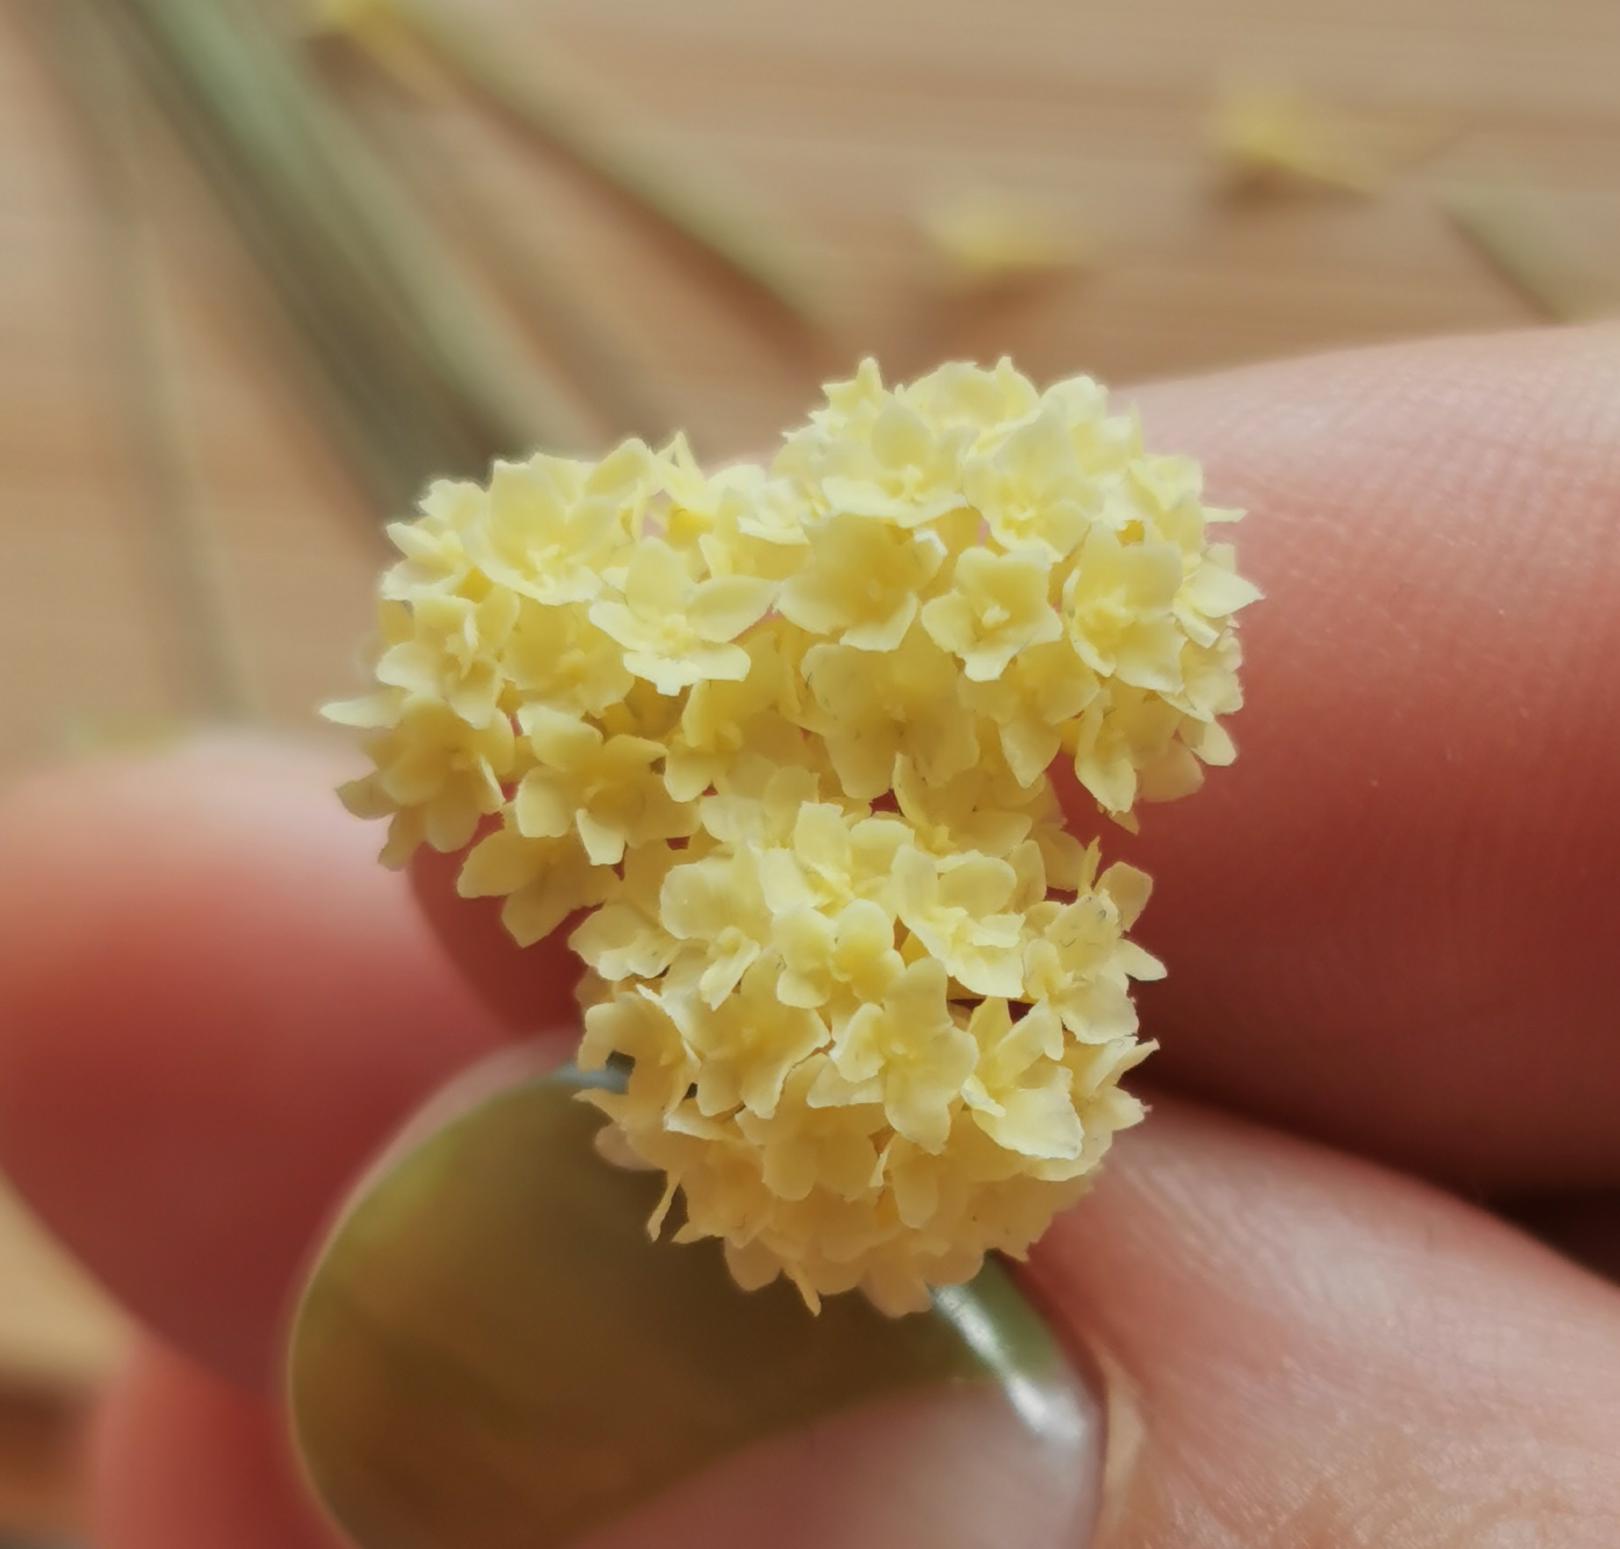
[
  {"left": 1035, "top": 1102, "right": 1620, "bottom": 1545},
  {"left": 283, "top": 1060, "right": 1620, "bottom": 1548}
]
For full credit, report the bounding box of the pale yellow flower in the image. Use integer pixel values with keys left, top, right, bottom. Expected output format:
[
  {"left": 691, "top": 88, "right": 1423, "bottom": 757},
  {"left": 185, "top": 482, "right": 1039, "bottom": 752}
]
[
  {"left": 696, "top": 758, "right": 825, "bottom": 849},
  {"left": 1211, "top": 85, "right": 1381, "bottom": 197},
  {"left": 755, "top": 800, "right": 911, "bottom": 917},
  {"left": 664, "top": 964, "right": 829, "bottom": 1119},
  {"left": 1004, "top": 834, "right": 1052, "bottom": 913},
  {"left": 900, "top": 359, "right": 1042, "bottom": 446},
  {"left": 920, "top": 547, "right": 1061, "bottom": 682},
  {"left": 330, "top": 355, "right": 1255, "bottom": 1317},
  {"left": 1176, "top": 544, "right": 1264, "bottom": 647},
  {"left": 374, "top": 588, "right": 519, "bottom": 728},
  {"left": 457, "top": 817, "right": 615, "bottom": 947},
  {"left": 777, "top": 360, "right": 994, "bottom": 529},
  {"left": 589, "top": 538, "right": 775, "bottom": 695},
  {"left": 588, "top": 985, "right": 1156, "bottom": 1314},
  {"left": 380, "top": 478, "right": 483, "bottom": 601},
  {"left": 892, "top": 845, "right": 1025, "bottom": 998},
  {"left": 769, "top": 361, "right": 887, "bottom": 494},
  {"left": 735, "top": 1058, "right": 886, "bottom": 1202},
  {"left": 1128, "top": 451, "right": 1205, "bottom": 527},
  {"left": 1027, "top": 810, "right": 1091, "bottom": 894},
  {"left": 1023, "top": 864, "right": 1164, "bottom": 1042},
  {"left": 658, "top": 1108, "right": 782, "bottom": 1245},
  {"left": 813, "top": 400, "right": 970, "bottom": 528},
  {"left": 891, "top": 756, "right": 1030, "bottom": 861},
  {"left": 320, "top": 600, "right": 412, "bottom": 733},
  {"left": 660, "top": 847, "right": 774, "bottom": 1008},
  {"left": 960, "top": 400, "right": 1096, "bottom": 558},
  {"left": 1068, "top": 685, "right": 1188, "bottom": 815},
  {"left": 1061, "top": 525, "right": 1186, "bottom": 693},
  {"left": 568, "top": 842, "right": 684, "bottom": 981},
  {"left": 961, "top": 999, "right": 1082, "bottom": 1160},
  {"left": 875, "top": 1133, "right": 949, "bottom": 1233},
  {"left": 811, "top": 959, "right": 977, "bottom": 1151},
  {"left": 338, "top": 696, "right": 514, "bottom": 865},
  {"left": 662, "top": 630, "right": 804, "bottom": 802},
  {"left": 802, "top": 629, "right": 979, "bottom": 798},
  {"left": 501, "top": 599, "right": 633, "bottom": 720},
  {"left": 777, "top": 513, "right": 945, "bottom": 652},
  {"left": 657, "top": 431, "right": 727, "bottom": 544},
  {"left": 1064, "top": 392, "right": 1143, "bottom": 478},
  {"left": 467, "top": 443, "right": 650, "bottom": 606},
  {"left": 1176, "top": 633, "right": 1245, "bottom": 724},
  {"left": 775, "top": 898, "right": 904, "bottom": 1009},
  {"left": 577, "top": 987, "right": 697, "bottom": 1125},
  {"left": 1067, "top": 1033, "right": 1156, "bottom": 1114},
  {"left": 321, "top": 685, "right": 404, "bottom": 735},
  {"left": 662, "top": 443, "right": 809, "bottom": 580},
  {"left": 876, "top": 1120, "right": 1095, "bottom": 1266},
  {"left": 960, "top": 638, "right": 1099, "bottom": 787},
  {"left": 513, "top": 705, "right": 693, "bottom": 866},
  {"left": 597, "top": 678, "right": 686, "bottom": 744},
  {"left": 922, "top": 188, "right": 1091, "bottom": 294}
]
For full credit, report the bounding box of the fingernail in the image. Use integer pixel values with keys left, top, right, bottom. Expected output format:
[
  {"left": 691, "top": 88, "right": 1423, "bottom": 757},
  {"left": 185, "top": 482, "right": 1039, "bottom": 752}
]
[{"left": 288, "top": 1059, "right": 1103, "bottom": 1548}]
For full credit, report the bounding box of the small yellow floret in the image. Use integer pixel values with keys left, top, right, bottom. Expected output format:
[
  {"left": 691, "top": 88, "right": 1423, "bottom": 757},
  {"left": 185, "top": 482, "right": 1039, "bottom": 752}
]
[
  {"left": 590, "top": 539, "right": 775, "bottom": 695},
  {"left": 921, "top": 547, "right": 1062, "bottom": 682}
]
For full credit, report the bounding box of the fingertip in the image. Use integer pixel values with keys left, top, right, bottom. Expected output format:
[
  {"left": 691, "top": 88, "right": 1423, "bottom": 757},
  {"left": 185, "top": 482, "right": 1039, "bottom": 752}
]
[
  {"left": 1027, "top": 1098, "right": 1620, "bottom": 1545},
  {"left": 0, "top": 736, "right": 507, "bottom": 1385},
  {"left": 91, "top": 1340, "right": 337, "bottom": 1549},
  {"left": 1089, "top": 324, "right": 1620, "bottom": 1187}
]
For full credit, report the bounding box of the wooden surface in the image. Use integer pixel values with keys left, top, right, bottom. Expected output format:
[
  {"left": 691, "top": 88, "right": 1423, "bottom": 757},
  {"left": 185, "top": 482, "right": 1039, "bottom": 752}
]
[
  {"left": 2, "top": 0, "right": 1619, "bottom": 1533},
  {"left": 0, "top": 1190, "right": 119, "bottom": 1536},
  {"left": 6, "top": 0, "right": 1620, "bottom": 770}
]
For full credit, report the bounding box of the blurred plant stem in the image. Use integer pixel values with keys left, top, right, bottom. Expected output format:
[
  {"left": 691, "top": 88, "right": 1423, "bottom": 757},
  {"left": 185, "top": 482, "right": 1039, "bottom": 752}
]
[
  {"left": 380, "top": 0, "right": 825, "bottom": 333},
  {"left": 1443, "top": 187, "right": 1620, "bottom": 323},
  {"left": 349, "top": 91, "right": 673, "bottom": 443},
  {"left": 39, "top": 2, "right": 253, "bottom": 721},
  {"left": 98, "top": 0, "right": 594, "bottom": 514}
]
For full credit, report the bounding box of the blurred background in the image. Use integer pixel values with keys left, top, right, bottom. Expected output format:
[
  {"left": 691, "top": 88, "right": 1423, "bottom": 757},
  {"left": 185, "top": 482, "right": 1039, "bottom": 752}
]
[{"left": 2, "top": 0, "right": 1618, "bottom": 1539}]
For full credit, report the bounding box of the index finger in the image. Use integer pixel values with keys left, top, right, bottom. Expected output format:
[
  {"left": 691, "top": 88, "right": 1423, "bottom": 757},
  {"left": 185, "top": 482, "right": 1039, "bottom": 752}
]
[{"left": 1118, "top": 321, "right": 1620, "bottom": 1187}]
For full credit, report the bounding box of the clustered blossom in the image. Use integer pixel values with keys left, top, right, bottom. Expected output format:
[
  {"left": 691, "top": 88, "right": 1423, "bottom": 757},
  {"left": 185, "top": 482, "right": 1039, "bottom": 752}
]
[{"left": 328, "top": 359, "right": 1256, "bottom": 1315}]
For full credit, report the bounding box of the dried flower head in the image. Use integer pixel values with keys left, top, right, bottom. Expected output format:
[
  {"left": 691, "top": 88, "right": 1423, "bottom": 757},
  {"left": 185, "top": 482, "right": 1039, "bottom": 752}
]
[{"left": 328, "top": 360, "right": 1256, "bottom": 1314}]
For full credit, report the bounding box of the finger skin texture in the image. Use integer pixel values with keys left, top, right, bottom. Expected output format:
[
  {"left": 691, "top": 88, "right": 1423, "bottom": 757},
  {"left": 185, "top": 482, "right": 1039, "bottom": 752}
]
[
  {"left": 1113, "top": 323, "right": 1620, "bottom": 1188},
  {"left": 88, "top": 1100, "right": 1620, "bottom": 1549},
  {"left": 0, "top": 737, "right": 511, "bottom": 1387},
  {"left": 91, "top": 1341, "right": 337, "bottom": 1549},
  {"left": 1028, "top": 1098, "right": 1620, "bottom": 1548}
]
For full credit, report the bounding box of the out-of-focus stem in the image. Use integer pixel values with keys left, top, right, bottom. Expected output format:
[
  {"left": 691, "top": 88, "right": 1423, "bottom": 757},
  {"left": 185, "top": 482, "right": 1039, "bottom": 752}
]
[
  {"left": 104, "top": 0, "right": 593, "bottom": 508},
  {"left": 352, "top": 91, "right": 671, "bottom": 443},
  {"left": 1442, "top": 187, "right": 1620, "bottom": 323},
  {"left": 41, "top": 1, "right": 254, "bottom": 721},
  {"left": 388, "top": 0, "right": 825, "bottom": 332}
]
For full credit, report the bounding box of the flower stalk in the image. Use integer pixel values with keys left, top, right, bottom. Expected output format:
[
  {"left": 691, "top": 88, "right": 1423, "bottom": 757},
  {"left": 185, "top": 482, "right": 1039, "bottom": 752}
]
[{"left": 102, "top": 0, "right": 591, "bottom": 509}]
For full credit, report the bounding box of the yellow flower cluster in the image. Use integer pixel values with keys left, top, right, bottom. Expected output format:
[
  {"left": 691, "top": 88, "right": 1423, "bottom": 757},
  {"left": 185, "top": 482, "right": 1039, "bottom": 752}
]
[{"left": 327, "top": 359, "right": 1256, "bottom": 1314}]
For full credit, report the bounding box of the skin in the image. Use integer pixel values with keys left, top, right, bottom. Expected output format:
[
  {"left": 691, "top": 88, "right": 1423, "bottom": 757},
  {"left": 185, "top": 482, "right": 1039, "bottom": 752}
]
[{"left": 1, "top": 323, "right": 1618, "bottom": 1546}]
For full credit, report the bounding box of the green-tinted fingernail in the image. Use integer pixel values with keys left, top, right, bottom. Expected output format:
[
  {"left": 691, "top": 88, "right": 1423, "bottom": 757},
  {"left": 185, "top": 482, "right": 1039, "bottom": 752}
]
[{"left": 288, "top": 1062, "right": 1102, "bottom": 1547}]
